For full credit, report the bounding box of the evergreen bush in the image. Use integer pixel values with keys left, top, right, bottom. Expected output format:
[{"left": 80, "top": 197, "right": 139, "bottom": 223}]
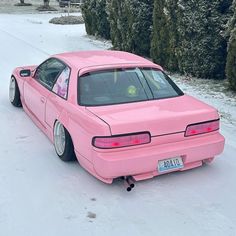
[
  {"left": 107, "top": 0, "right": 153, "bottom": 56},
  {"left": 81, "top": 0, "right": 234, "bottom": 83},
  {"left": 81, "top": 0, "right": 110, "bottom": 39},
  {"left": 176, "top": 0, "right": 232, "bottom": 79},
  {"left": 150, "top": 0, "right": 179, "bottom": 71},
  {"left": 226, "top": 0, "right": 236, "bottom": 90},
  {"left": 151, "top": 0, "right": 169, "bottom": 68}
]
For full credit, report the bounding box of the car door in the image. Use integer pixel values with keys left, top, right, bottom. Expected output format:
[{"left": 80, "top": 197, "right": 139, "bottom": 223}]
[{"left": 24, "top": 58, "right": 66, "bottom": 127}]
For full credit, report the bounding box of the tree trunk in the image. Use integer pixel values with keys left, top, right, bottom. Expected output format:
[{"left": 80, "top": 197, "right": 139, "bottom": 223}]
[{"left": 43, "top": 0, "right": 50, "bottom": 7}]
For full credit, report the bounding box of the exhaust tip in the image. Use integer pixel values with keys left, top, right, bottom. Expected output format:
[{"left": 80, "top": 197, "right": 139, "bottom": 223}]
[
  {"left": 126, "top": 186, "right": 132, "bottom": 192},
  {"left": 123, "top": 176, "right": 135, "bottom": 192},
  {"left": 130, "top": 183, "right": 135, "bottom": 189}
]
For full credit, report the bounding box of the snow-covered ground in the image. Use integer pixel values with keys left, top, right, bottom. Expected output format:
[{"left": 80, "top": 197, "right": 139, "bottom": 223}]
[{"left": 0, "top": 13, "right": 236, "bottom": 236}]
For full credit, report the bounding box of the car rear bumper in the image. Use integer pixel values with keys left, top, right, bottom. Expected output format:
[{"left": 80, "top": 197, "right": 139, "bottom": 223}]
[{"left": 91, "top": 132, "right": 225, "bottom": 182}]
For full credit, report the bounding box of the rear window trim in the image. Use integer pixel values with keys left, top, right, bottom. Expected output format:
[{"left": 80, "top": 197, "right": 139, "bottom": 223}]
[{"left": 77, "top": 67, "right": 184, "bottom": 107}]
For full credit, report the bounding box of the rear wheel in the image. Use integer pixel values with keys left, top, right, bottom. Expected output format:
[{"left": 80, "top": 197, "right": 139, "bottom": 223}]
[
  {"left": 53, "top": 121, "right": 76, "bottom": 162},
  {"left": 9, "top": 76, "right": 22, "bottom": 107}
]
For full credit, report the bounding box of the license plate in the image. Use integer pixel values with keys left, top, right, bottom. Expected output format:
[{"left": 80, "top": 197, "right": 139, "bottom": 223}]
[{"left": 158, "top": 157, "right": 184, "bottom": 173}]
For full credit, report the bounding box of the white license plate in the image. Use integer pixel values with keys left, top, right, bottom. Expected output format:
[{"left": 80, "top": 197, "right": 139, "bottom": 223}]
[{"left": 158, "top": 157, "right": 184, "bottom": 173}]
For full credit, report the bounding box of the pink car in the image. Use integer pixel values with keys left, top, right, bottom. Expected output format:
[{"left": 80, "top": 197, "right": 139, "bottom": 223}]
[{"left": 9, "top": 50, "right": 225, "bottom": 190}]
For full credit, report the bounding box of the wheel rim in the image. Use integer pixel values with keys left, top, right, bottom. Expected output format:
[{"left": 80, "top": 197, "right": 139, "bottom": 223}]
[
  {"left": 9, "top": 77, "right": 16, "bottom": 103},
  {"left": 54, "top": 121, "right": 66, "bottom": 156}
]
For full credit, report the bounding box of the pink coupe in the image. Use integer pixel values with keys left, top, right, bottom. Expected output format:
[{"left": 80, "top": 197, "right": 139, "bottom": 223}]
[{"left": 9, "top": 50, "right": 225, "bottom": 190}]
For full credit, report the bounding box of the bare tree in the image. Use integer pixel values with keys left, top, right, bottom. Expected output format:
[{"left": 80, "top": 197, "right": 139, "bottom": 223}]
[
  {"left": 15, "top": 0, "right": 32, "bottom": 6},
  {"left": 37, "top": 0, "right": 56, "bottom": 11},
  {"left": 43, "top": 0, "right": 50, "bottom": 7}
]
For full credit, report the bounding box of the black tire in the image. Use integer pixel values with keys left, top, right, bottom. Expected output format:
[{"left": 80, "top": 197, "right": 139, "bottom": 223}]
[
  {"left": 9, "top": 76, "right": 22, "bottom": 107},
  {"left": 54, "top": 121, "right": 76, "bottom": 162}
]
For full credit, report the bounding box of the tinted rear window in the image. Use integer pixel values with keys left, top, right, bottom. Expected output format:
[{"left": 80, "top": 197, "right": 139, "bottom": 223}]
[{"left": 78, "top": 68, "right": 183, "bottom": 106}]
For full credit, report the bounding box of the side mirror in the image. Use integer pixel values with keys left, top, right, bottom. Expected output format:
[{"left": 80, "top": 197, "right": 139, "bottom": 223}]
[{"left": 19, "top": 69, "right": 31, "bottom": 77}]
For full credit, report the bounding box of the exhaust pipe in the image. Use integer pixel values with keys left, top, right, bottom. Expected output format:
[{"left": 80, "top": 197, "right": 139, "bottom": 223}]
[
  {"left": 127, "top": 177, "right": 135, "bottom": 189},
  {"left": 123, "top": 176, "right": 135, "bottom": 192}
]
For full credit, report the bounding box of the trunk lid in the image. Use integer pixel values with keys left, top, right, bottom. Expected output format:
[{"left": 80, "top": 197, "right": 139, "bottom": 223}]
[{"left": 86, "top": 95, "right": 219, "bottom": 136}]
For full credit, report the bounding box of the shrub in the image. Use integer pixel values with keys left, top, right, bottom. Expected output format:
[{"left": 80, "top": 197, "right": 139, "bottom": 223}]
[
  {"left": 226, "top": 1, "right": 236, "bottom": 90},
  {"left": 106, "top": 0, "right": 153, "bottom": 56},
  {"left": 176, "top": 0, "right": 232, "bottom": 79},
  {"left": 81, "top": 0, "right": 110, "bottom": 39},
  {"left": 151, "top": 0, "right": 169, "bottom": 68},
  {"left": 49, "top": 16, "right": 84, "bottom": 25},
  {"left": 81, "top": 0, "right": 235, "bottom": 83}
]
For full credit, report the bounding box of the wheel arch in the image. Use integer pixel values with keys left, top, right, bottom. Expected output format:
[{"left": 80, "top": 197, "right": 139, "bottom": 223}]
[
  {"left": 11, "top": 72, "right": 24, "bottom": 101},
  {"left": 54, "top": 110, "right": 75, "bottom": 150},
  {"left": 9, "top": 74, "right": 23, "bottom": 107}
]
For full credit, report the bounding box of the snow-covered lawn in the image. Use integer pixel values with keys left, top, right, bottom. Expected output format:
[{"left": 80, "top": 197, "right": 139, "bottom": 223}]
[{"left": 0, "top": 13, "right": 236, "bottom": 236}]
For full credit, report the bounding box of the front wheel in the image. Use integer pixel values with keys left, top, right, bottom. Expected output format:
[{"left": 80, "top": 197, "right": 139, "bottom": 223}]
[
  {"left": 9, "top": 76, "right": 22, "bottom": 107},
  {"left": 53, "top": 121, "right": 76, "bottom": 162}
]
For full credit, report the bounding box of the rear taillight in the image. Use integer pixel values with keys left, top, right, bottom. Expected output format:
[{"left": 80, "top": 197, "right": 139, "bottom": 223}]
[
  {"left": 92, "top": 132, "right": 151, "bottom": 149},
  {"left": 185, "top": 119, "right": 220, "bottom": 137}
]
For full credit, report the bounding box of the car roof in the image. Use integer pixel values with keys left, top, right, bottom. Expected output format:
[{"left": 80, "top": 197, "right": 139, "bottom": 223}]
[{"left": 53, "top": 50, "right": 161, "bottom": 71}]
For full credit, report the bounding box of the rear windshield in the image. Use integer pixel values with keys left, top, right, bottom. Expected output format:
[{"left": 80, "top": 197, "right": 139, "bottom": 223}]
[{"left": 78, "top": 68, "right": 183, "bottom": 106}]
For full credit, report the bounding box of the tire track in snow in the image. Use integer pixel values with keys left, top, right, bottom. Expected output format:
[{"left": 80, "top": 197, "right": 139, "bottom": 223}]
[{"left": 0, "top": 28, "right": 50, "bottom": 56}]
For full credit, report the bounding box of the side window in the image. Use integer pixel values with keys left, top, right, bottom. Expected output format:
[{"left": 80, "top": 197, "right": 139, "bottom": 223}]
[
  {"left": 52, "top": 66, "right": 70, "bottom": 99},
  {"left": 34, "top": 58, "right": 65, "bottom": 90}
]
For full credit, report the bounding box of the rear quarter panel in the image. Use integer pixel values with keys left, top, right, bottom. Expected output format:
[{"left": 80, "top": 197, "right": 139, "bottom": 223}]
[{"left": 46, "top": 65, "right": 111, "bottom": 162}]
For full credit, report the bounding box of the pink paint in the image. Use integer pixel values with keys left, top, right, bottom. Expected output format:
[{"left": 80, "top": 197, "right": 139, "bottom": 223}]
[{"left": 13, "top": 50, "right": 225, "bottom": 184}]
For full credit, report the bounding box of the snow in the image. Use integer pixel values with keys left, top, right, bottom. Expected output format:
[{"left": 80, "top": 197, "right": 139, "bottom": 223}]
[{"left": 0, "top": 13, "right": 236, "bottom": 236}]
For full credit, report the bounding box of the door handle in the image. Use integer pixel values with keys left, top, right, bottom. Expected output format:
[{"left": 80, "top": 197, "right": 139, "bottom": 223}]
[{"left": 40, "top": 97, "right": 45, "bottom": 103}]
